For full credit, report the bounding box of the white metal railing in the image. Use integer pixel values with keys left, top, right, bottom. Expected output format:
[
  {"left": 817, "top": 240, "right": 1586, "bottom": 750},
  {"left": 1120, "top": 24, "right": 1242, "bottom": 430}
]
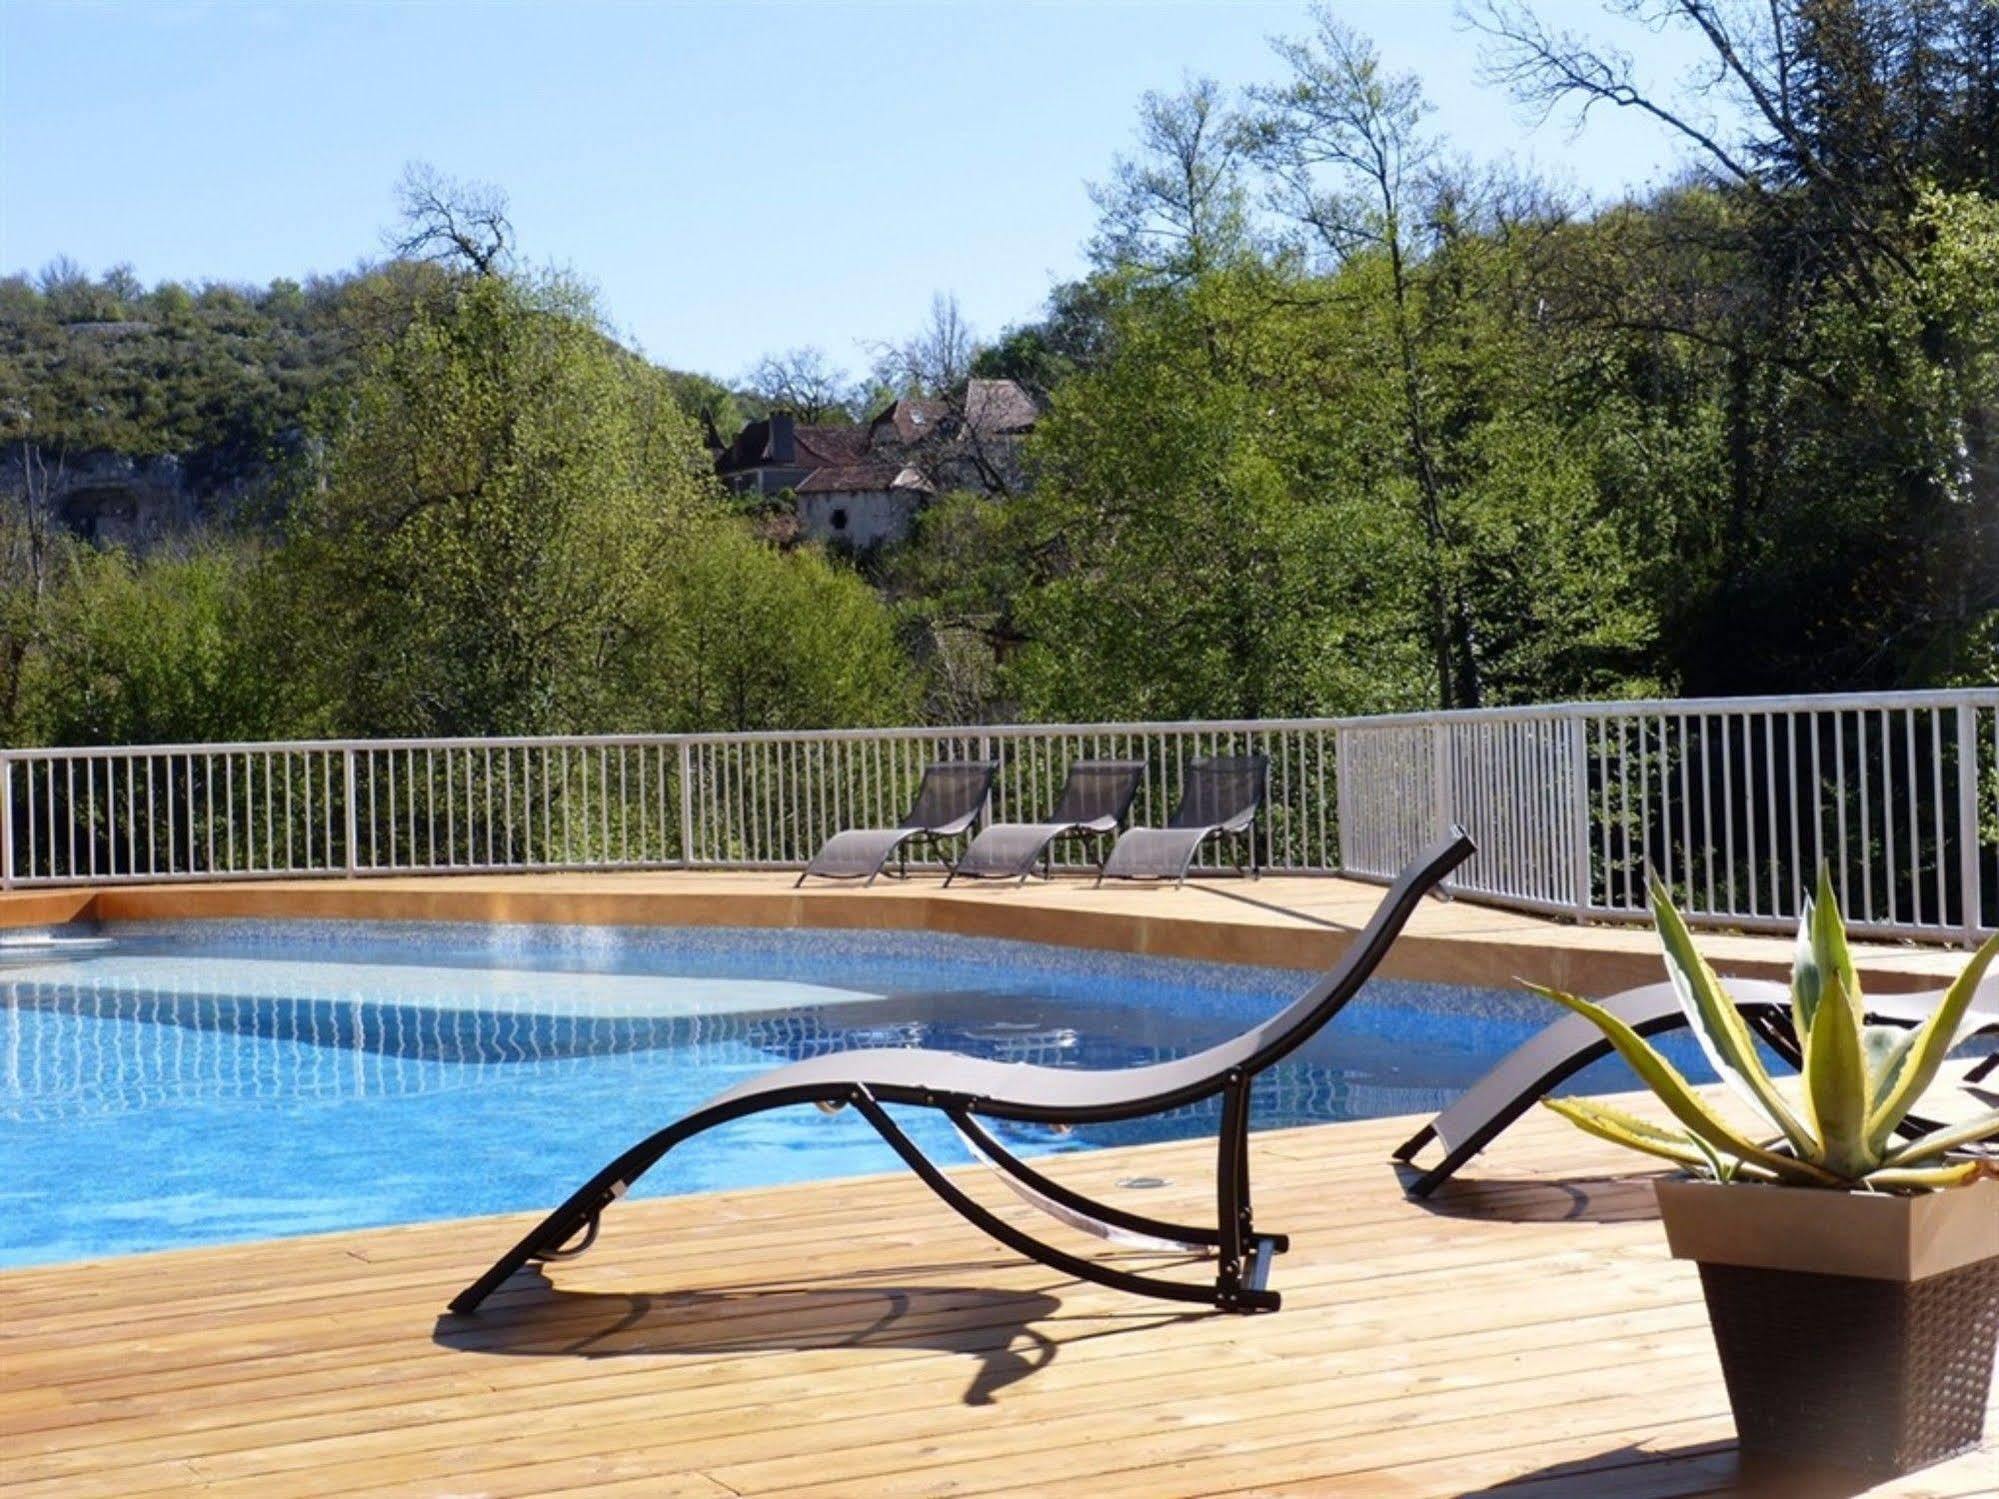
[
  {"left": 678, "top": 722, "right": 1338, "bottom": 874},
  {"left": 4, "top": 688, "right": 1995, "bottom": 943},
  {"left": 1338, "top": 688, "right": 1999, "bottom": 942}
]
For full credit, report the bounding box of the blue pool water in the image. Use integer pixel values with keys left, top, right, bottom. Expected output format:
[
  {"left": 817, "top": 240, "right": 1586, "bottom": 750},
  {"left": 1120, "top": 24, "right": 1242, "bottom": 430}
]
[{"left": 0, "top": 921, "right": 1705, "bottom": 1267}]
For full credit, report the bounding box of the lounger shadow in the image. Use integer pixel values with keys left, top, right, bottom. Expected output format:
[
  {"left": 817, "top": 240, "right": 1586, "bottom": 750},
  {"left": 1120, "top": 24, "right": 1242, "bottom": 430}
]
[
  {"left": 449, "top": 829, "right": 1476, "bottom": 1318},
  {"left": 436, "top": 1275, "right": 1079, "bottom": 1405},
  {"left": 945, "top": 760, "right": 1144, "bottom": 886},
  {"left": 795, "top": 760, "right": 997, "bottom": 887},
  {"left": 1098, "top": 754, "right": 1269, "bottom": 887}
]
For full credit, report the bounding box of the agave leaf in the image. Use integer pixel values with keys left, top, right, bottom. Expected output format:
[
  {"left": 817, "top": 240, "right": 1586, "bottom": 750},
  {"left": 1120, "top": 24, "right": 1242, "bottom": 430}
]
[
  {"left": 1529, "top": 983, "right": 1841, "bottom": 1186},
  {"left": 1688, "top": 1129, "right": 1723, "bottom": 1180},
  {"left": 1863, "top": 930, "right": 1999, "bottom": 1152},
  {"left": 1805, "top": 980, "right": 1873, "bottom": 1176},
  {"left": 1542, "top": 1098, "right": 1716, "bottom": 1171},
  {"left": 1793, "top": 894, "right": 1824, "bottom": 1042},
  {"left": 1545, "top": 1098, "right": 1777, "bottom": 1181},
  {"left": 1864, "top": 1024, "right": 1922, "bottom": 1115},
  {"left": 1864, "top": 1160, "right": 1988, "bottom": 1190},
  {"left": 1687, "top": 1129, "right": 1738, "bottom": 1183},
  {"left": 1648, "top": 878, "right": 1817, "bottom": 1157},
  {"left": 1880, "top": 1107, "right": 1999, "bottom": 1168},
  {"left": 1812, "top": 867, "right": 1861, "bottom": 997}
]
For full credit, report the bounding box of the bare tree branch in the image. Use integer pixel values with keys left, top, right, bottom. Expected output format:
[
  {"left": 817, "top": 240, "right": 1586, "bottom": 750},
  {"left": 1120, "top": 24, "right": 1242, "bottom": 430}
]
[
  {"left": 743, "top": 347, "right": 855, "bottom": 423},
  {"left": 388, "top": 162, "right": 514, "bottom": 277}
]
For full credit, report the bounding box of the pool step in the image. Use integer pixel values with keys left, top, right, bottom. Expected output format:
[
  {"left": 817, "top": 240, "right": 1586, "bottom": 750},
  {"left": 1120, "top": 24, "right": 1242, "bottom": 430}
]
[{"left": 0, "top": 932, "right": 118, "bottom": 966}]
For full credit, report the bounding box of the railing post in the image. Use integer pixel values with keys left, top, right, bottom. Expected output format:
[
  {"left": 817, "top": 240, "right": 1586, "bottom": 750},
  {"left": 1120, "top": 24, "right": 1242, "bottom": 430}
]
[
  {"left": 1957, "top": 705, "right": 1983, "bottom": 942},
  {"left": 1568, "top": 711, "right": 1591, "bottom": 920},
  {"left": 1, "top": 755, "right": 13, "bottom": 890},
  {"left": 343, "top": 749, "right": 359, "bottom": 878},
  {"left": 677, "top": 741, "right": 695, "bottom": 867},
  {"left": 1331, "top": 726, "right": 1349, "bottom": 874},
  {"left": 1431, "top": 722, "right": 1453, "bottom": 843}
]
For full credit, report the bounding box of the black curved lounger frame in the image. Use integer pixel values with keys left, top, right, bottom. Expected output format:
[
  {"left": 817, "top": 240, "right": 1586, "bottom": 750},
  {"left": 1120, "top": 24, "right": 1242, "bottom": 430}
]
[
  {"left": 1393, "top": 978, "right": 1992, "bottom": 1197},
  {"left": 944, "top": 759, "right": 1146, "bottom": 886},
  {"left": 449, "top": 829, "right": 1476, "bottom": 1317},
  {"left": 794, "top": 760, "right": 998, "bottom": 888}
]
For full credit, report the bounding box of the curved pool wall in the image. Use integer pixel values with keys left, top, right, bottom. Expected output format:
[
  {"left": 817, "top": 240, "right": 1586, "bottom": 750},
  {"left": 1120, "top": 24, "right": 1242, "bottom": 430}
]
[{"left": 0, "top": 919, "right": 1709, "bottom": 1268}]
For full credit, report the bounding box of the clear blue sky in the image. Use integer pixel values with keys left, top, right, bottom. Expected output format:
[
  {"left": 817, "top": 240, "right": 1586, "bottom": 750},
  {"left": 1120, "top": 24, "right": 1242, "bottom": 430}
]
[{"left": 2, "top": 1, "right": 1718, "bottom": 383}]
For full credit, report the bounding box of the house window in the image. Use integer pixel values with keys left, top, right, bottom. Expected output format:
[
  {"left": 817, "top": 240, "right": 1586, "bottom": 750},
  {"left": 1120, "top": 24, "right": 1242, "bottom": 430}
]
[{"left": 830, "top": 507, "right": 848, "bottom": 531}]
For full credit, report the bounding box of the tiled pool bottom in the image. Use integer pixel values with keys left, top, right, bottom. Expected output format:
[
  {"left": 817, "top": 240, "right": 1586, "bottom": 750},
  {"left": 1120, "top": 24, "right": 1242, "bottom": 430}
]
[{"left": 0, "top": 920, "right": 1706, "bottom": 1267}]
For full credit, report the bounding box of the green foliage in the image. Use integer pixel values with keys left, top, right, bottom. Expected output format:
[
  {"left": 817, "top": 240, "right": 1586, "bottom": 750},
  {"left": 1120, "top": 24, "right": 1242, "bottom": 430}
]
[
  {"left": 1539, "top": 871, "right": 1999, "bottom": 1191},
  {"left": 999, "top": 265, "right": 1430, "bottom": 720},
  {"left": 970, "top": 280, "right": 1114, "bottom": 400},
  {"left": 270, "top": 271, "right": 910, "bottom": 741},
  {"left": 17, "top": 545, "right": 285, "bottom": 746},
  {"left": 971, "top": 233, "right": 1652, "bottom": 721},
  {"left": 0, "top": 259, "right": 910, "bottom": 750},
  {"left": 9, "top": 2, "right": 1999, "bottom": 744},
  {"left": 278, "top": 273, "right": 700, "bottom": 735},
  {"left": 642, "top": 521, "right": 916, "bottom": 732}
]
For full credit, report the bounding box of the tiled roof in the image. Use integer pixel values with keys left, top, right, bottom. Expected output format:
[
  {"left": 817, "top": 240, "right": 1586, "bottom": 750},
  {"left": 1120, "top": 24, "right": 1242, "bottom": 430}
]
[
  {"left": 791, "top": 426, "right": 870, "bottom": 466},
  {"left": 717, "top": 420, "right": 869, "bottom": 475},
  {"left": 868, "top": 398, "right": 950, "bottom": 445},
  {"left": 796, "top": 463, "right": 934, "bottom": 495},
  {"left": 963, "top": 379, "right": 1039, "bottom": 434},
  {"left": 719, "top": 384, "right": 1031, "bottom": 492}
]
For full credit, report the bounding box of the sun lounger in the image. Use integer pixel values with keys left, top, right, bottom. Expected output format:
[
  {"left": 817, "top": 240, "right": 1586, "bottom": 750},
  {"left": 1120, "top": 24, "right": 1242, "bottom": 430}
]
[
  {"left": 1394, "top": 977, "right": 1999, "bottom": 1196},
  {"left": 945, "top": 760, "right": 1144, "bottom": 885},
  {"left": 795, "top": 760, "right": 997, "bottom": 887},
  {"left": 448, "top": 830, "right": 1476, "bottom": 1317},
  {"left": 1098, "top": 754, "right": 1268, "bottom": 886}
]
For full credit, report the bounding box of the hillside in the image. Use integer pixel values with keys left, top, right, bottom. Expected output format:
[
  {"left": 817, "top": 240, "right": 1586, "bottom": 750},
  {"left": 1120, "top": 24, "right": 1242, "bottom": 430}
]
[{"left": 0, "top": 259, "right": 746, "bottom": 545}]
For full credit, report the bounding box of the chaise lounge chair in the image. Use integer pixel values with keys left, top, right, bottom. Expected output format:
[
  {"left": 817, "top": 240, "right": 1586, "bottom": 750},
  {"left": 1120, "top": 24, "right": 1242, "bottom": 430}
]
[
  {"left": 795, "top": 760, "right": 997, "bottom": 887},
  {"left": 448, "top": 829, "right": 1476, "bottom": 1317},
  {"left": 944, "top": 759, "right": 1145, "bottom": 886},
  {"left": 1393, "top": 977, "right": 1999, "bottom": 1197},
  {"left": 1098, "top": 754, "right": 1268, "bottom": 887}
]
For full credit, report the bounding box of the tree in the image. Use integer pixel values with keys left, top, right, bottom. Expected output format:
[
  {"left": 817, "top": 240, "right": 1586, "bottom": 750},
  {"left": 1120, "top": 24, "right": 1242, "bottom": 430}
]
[
  {"left": 282, "top": 272, "right": 710, "bottom": 736},
  {"left": 971, "top": 279, "right": 1116, "bottom": 400},
  {"left": 645, "top": 520, "right": 915, "bottom": 731},
  {"left": 388, "top": 161, "right": 515, "bottom": 277},
  {"left": 0, "top": 441, "right": 68, "bottom": 736},
  {"left": 1088, "top": 75, "right": 1254, "bottom": 280},
  {"left": 1244, "top": 9, "right": 1479, "bottom": 706},
  {"left": 869, "top": 292, "right": 981, "bottom": 397},
  {"left": 15, "top": 544, "right": 287, "bottom": 747},
  {"left": 743, "top": 345, "right": 855, "bottom": 422},
  {"left": 278, "top": 268, "right": 918, "bottom": 739},
  {"left": 1468, "top": 0, "right": 1999, "bottom": 689},
  {"left": 1003, "top": 262, "right": 1433, "bottom": 721}
]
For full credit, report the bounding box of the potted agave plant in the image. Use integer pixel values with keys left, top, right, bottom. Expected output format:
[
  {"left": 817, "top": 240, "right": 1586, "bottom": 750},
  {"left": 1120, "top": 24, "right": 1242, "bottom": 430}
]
[{"left": 1534, "top": 871, "right": 1999, "bottom": 1481}]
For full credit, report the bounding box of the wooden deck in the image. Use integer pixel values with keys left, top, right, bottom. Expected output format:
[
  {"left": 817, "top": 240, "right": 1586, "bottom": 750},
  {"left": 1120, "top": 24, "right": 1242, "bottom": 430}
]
[{"left": 4, "top": 1093, "right": 1995, "bottom": 1497}]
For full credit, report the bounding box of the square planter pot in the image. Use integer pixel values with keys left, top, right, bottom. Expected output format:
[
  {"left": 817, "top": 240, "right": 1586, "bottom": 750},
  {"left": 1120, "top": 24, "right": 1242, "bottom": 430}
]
[{"left": 1656, "top": 1175, "right": 1999, "bottom": 1480}]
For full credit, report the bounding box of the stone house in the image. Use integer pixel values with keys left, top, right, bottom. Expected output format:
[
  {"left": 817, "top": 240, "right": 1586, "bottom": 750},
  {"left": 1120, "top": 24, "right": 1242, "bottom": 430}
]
[{"left": 714, "top": 379, "right": 1038, "bottom": 548}]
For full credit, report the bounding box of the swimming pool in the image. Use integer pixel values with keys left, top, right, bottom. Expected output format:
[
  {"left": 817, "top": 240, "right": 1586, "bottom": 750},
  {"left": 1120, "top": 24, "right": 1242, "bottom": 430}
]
[{"left": 0, "top": 920, "right": 1696, "bottom": 1267}]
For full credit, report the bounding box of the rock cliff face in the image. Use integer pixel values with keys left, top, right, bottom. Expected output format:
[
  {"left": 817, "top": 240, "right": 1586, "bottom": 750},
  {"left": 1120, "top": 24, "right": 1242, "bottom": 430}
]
[{"left": 0, "top": 444, "right": 275, "bottom": 549}]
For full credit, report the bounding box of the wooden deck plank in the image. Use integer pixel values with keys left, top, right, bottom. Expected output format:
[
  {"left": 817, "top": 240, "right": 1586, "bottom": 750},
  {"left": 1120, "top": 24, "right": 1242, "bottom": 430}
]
[{"left": 4, "top": 1091, "right": 1994, "bottom": 1496}]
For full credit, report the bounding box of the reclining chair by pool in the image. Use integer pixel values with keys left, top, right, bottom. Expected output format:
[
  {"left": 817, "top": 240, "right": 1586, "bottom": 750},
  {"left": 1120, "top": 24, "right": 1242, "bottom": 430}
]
[
  {"left": 1393, "top": 976, "right": 1999, "bottom": 1197},
  {"left": 448, "top": 829, "right": 1476, "bottom": 1317},
  {"left": 944, "top": 759, "right": 1145, "bottom": 886},
  {"left": 795, "top": 759, "right": 997, "bottom": 887},
  {"left": 1098, "top": 754, "right": 1268, "bottom": 887}
]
